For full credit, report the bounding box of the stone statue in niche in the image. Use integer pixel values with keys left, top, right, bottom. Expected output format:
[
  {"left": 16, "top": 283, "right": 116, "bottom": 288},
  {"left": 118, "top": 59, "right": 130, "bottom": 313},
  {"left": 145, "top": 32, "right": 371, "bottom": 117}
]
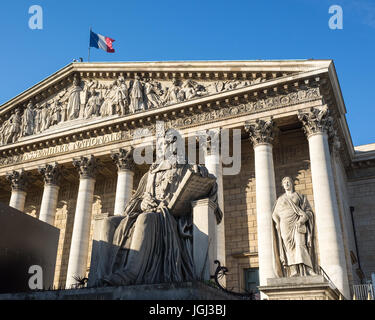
[
  {"left": 88, "top": 129, "right": 222, "bottom": 287},
  {"left": 129, "top": 75, "right": 145, "bottom": 113},
  {"left": 21, "top": 101, "right": 35, "bottom": 136},
  {"left": 272, "top": 176, "right": 318, "bottom": 277}
]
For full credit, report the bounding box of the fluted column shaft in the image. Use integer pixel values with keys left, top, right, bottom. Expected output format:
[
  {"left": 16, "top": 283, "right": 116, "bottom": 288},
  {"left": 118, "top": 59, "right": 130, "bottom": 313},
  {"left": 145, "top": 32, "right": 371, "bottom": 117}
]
[
  {"left": 245, "top": 119, "right": 277, "bottom": 289},
  {"left": 66, "top": 156, "right": 98, "bottom": 288},
  {"left": 299, "top": 106, "right": 350, "bottom": 298},
  {"left": 111, "top": 148, "right": 135, "bottom": 216},
  {"left": 38, "top": 163, "right": 61, "bottom": 225},
  {"left": 9, "top": 190, "right": 27, "bottom": 212}
]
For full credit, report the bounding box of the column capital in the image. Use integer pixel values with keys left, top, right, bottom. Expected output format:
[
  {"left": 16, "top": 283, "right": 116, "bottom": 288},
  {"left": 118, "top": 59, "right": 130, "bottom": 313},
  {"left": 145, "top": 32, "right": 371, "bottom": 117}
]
[
  {"left": 73, "top": 155, "right": 98, "bottom": 179},
  {"left": 244, "top": 118, "right": 275, "bottom": 146},
  {"left": 111, "top": 147, "right": 135, "bottom": 172},
  {"left": 38, "top": 162, "right": 62, "bottom": 186},
  {"left": 6, "top": 169, "right": 28, "bottom": 192},
  {"left": 298, "top": 106, "right": 333, "bottom": 138}
]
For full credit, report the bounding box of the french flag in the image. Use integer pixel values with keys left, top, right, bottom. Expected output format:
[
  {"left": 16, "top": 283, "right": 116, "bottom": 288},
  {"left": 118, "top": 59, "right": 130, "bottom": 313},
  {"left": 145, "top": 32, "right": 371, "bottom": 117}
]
[{"left": 89, "top": 30, "right": 115, "bottom": 53}]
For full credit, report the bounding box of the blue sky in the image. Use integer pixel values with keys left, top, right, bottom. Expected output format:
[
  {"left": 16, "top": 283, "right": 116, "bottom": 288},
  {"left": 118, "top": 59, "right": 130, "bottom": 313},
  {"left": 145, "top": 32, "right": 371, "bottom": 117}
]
[{"left": 0, "top": 0, "right": 374, "bottom": 146}]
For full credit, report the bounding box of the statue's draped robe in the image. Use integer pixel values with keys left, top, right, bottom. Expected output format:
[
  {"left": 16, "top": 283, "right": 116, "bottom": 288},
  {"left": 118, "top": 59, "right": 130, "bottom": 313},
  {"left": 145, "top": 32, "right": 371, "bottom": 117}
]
[
  {"left": 272, "top": 192, "right": 317, "bottom": 277},
  {"left": 90, "top": 160, "right": 220, "bottom": 286},
  {"left": 67, "top": 86, "right": 81, "bottom": 120},
  {"left": 130, "top": 80, "right": 143, "bottom": 112},
  {"left": 100, "top": 88, "right": 115, "bottom": 116},
  {"left": 22, "top": 107, "right": 34, "bottom": 136}
]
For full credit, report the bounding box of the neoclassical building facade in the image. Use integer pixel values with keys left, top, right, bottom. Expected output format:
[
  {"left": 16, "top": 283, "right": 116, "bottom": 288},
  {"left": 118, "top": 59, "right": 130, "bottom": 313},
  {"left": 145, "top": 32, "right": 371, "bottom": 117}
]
[{"left": 0, "top": 60, "right": 374, "bottom": 298}]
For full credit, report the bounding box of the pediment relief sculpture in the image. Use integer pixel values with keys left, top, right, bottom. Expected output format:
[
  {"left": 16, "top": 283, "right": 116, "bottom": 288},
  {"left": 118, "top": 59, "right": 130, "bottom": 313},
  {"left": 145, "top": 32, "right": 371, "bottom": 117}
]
[{"left": 0, "top": 74, "right": 266, "bottom": 147}]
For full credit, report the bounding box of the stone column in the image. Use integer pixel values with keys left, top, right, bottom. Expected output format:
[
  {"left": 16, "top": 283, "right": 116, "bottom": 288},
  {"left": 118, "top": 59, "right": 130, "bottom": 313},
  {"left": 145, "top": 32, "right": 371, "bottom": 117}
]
[
  {"left": 192, "top": 198, "right": 217, "bottom": 280},
  {"left": 38, "top": 163, "right": 61, "bottom": 225},
  {"left": 7, "top": 170, "right": 28, "bottom": 212},
  {"left": 245, "top": 118, "right": 277, "bottom": 288},
  {"left": 201, "top": 129, "right": 226, "bottom": 270},
  {"left": 298, "top": 106, "right": 350, "bottom": 299},
  {"left": 66, "top": 155, "right": 98, "bottom": 289},
  {"left": 111, "top": 147, "right": 135, "bottom": 216}
]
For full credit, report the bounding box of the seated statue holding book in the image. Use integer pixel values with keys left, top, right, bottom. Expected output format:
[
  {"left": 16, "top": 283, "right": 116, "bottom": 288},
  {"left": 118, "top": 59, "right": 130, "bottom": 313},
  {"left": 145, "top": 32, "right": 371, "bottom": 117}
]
[{"left": 89, "top": 129, "right": 222, "bottom": 287}]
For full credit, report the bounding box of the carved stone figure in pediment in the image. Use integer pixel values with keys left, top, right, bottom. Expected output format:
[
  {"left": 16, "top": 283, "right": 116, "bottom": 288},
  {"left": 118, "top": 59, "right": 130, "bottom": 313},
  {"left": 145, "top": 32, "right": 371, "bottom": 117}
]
[
  {"left": 39, "top": 102, "right": 49, "bottom": 132},
  {"left": 48, "top": 98, "right": 61, "bottom": 127},
  {"left": 129, "top": 75, "right": 145, "bottom": 113},
  {"left": 144, "top": 78, "right": 162, "bottom": 109},
  {"left": 272, "top": 176, "right": 318, "bottom": 277},
  {"left": 0, "top": 117, "right": 10, "bottom": 145},
  {"left": 182, "top": 79, "right": 205, "bottom": 100},
  {"left": 33, "top": 103, "right": 42, "bottom": 134},
  {"left": 21, "top": 101, "right": 35, "bottom": 137},
  {"left": 100, "top": 81, "right": 116, "bottom": 117},
  {"left": 4, "top": 109, "right": 21, "bottom": 144},
  {"left": 84, "top": 87, "right": 102, "bottom": 119},
  {"left": 113, "top": 76, "right": 128, "bottom": 115},
  {"left": 164, "top": 78, "right": 183, "bottom": 105},
  {"left": 66, "top": 76, "right": 82, "bottom": 120}
]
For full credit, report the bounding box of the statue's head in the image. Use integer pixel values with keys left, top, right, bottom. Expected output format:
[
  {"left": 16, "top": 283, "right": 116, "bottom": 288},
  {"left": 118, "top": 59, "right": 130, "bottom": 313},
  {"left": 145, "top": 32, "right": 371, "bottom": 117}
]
[
  {"left": 73, "top": 76, "right": 79, "bottom": 86},
  {"left": 281, "top": 176, "right": 294, "bottom": 192},
  {"left": 118, "top": 75, "right": 125, "bottom": 84},
  {"left": 161, "top": 129, "right": 185, "bottom": 164},
  {"left": 163, "top": 130, "right": 177, "bottom": 153}
]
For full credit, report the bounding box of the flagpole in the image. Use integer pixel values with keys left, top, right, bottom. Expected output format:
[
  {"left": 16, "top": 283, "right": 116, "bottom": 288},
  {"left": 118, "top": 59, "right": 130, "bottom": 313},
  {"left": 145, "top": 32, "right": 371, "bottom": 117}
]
[{"left": 88, "top": 26, "right": 92, "bottom": 62}]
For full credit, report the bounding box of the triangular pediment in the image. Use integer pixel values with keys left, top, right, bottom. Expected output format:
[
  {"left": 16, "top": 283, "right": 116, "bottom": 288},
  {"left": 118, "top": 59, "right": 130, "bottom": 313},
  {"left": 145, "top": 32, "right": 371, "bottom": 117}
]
[{"left": 0, "top": 60, "right": 334, "bottom": 148}]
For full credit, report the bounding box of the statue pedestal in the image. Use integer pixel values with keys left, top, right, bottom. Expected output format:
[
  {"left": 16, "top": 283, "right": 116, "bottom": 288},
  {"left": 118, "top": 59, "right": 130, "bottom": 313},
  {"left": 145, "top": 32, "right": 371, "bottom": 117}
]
[
  {"left": 87, "top": 212, "right": 110, "bottom": 283},
  {"left": 258, "top": 276, "right": 343, "bottom": 300}
]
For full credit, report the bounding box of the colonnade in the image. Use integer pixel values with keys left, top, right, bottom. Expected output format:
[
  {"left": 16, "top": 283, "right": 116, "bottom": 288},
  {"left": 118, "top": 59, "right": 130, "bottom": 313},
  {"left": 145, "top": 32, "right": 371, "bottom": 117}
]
[{"left": 4, "top": 106, "right": 350, "bottom": 297}]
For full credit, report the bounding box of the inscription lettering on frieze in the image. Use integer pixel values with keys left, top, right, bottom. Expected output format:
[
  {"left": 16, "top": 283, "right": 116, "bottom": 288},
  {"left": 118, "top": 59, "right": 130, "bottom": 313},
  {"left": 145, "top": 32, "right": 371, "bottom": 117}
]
[{"left": 0, "top": 132, "right": 123, "bottom": 166}]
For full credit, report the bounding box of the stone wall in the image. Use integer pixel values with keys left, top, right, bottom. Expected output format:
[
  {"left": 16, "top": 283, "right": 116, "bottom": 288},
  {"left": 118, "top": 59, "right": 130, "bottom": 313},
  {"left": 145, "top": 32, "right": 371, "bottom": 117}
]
[{"left": 348, "top": 172, "right": 375, "bottom": 281}]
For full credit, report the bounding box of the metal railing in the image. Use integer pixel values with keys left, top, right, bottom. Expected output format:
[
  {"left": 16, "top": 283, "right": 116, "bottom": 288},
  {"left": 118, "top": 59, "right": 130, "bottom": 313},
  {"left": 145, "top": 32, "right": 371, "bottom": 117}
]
[
  {"left": 352, "top": 283, "right": 374, "bottom": 300},
  {"left": 318, "top": 266, "right": 338, "bottom": 291}
]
